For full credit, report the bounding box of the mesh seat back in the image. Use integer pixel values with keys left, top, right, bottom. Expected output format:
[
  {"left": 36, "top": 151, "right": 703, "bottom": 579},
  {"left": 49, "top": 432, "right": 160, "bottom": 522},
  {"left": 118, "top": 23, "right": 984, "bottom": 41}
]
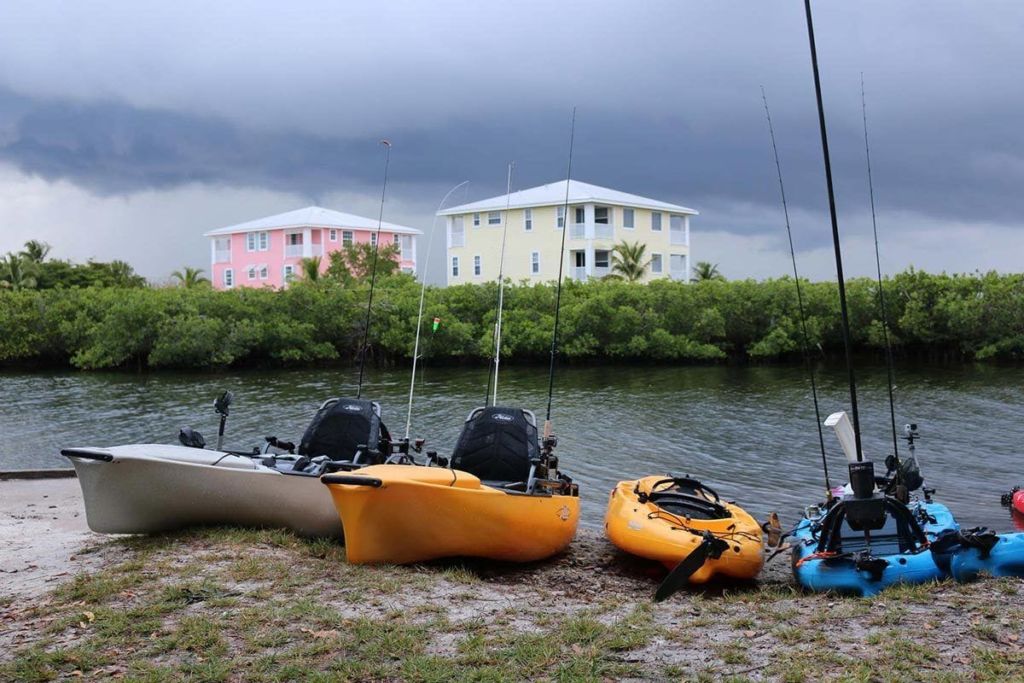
[
  {"left": 450, "top": 406, "right": 539, "bottom": 483},
  {"left": 298, "top": 398, "right": 383, "bottom": 461}
]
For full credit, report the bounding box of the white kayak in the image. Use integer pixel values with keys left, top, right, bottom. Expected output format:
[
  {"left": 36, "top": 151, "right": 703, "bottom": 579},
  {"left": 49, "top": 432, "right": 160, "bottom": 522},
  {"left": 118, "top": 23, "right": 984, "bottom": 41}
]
[
  {"left": 61, "top": 396, "right": 398, "bottom": 538},
  {"left": 63, "top": 444, "right": 344, "bottom": 537}
]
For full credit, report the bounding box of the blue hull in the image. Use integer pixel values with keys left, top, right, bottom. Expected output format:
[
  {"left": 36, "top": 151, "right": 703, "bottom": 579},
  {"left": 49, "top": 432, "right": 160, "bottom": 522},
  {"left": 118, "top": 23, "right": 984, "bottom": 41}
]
[
  {"left": 948, "top": 532, "right": 1024, "bottom": 582},
  {"left": 791, "top": 501, "right": 959, "bottom": 597}
]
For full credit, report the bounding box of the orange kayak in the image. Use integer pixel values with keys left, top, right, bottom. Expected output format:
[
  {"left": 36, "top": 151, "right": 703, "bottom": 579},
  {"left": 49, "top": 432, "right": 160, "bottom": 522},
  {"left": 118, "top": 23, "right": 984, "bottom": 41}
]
[
  {"left": 323, "top": 464, "right": 579, "bottom": 564},
  {"left": 605, "top": 476, "right": 763, "bottom": 585}
]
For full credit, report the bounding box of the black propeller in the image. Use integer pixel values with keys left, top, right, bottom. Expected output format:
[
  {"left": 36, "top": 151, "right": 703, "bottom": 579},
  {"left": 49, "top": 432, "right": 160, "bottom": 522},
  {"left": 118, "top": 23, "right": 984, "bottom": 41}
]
[{"left": 654, "top": 531, "right": 729, "bottom": 602}]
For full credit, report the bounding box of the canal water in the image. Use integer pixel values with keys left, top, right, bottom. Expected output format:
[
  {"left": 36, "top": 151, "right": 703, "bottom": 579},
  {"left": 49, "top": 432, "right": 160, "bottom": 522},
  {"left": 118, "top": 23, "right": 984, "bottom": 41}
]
[{"left": 1, "top": 363, "right": 1021, "bottom": 531}]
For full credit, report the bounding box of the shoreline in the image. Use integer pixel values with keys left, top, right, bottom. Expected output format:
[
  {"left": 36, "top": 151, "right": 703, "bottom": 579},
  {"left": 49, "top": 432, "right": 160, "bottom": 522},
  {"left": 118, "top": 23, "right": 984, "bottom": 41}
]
[{"left": 2, "top": 478, "right": 1023, "bottom": 681}]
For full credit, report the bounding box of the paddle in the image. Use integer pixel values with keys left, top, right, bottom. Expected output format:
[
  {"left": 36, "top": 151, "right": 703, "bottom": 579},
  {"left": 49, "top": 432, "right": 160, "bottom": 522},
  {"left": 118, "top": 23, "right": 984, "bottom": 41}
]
[{"left": 654, "top": 532, "right": 729, "bottom": 602}]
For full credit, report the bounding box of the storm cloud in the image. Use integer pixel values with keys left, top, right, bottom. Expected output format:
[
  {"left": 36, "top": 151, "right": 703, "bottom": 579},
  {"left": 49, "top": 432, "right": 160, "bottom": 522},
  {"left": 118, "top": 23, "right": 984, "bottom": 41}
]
[{"left": 0, "top": 1, "right": 1022, "bottom": 280}]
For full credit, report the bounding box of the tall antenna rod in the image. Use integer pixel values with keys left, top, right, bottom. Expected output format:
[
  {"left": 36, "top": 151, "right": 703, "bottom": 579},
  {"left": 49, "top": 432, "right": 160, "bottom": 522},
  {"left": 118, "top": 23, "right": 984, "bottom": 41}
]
[
  {"left": 861, "top": 73, "right": 901, "bottom": 464},
  {"left": 544, "top": 107, "right": 576, "bottom": 438},
  {"left": 404, "top": 179, "right": 469, "bottom": 439},
  {"left": 803, "top": 0, "right": 863, "bottom": 462},
  {"left": 761, "top": 86, "right": 832, "bottom": 497},
  {"left": 356, "top": 139, "right": 392, "bottom": 399},
  {"left": 486, "top": 162, "right": 515, "bottom": 406}
]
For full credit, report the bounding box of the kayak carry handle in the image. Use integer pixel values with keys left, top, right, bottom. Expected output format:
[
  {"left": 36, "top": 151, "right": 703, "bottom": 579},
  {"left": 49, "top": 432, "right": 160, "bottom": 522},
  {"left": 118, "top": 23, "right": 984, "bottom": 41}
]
[
  {"left": 321, "top": 474, "right": 383, "bottom": 488},
  {"left": 60, "top": 448, "right": 114, "bottom": 462}
]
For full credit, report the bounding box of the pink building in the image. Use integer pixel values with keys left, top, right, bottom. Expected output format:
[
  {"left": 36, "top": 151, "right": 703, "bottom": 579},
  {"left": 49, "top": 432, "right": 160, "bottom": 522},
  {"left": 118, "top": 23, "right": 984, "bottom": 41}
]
[{"left": 205, "top": 206, "right": 421, "bottom": 290}]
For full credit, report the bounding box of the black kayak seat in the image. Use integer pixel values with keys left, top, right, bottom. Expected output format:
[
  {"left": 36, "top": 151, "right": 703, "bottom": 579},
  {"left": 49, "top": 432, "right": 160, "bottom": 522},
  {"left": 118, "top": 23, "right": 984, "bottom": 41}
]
[
  {"left": 297, "top": 398, "right": 390, "bottom": 464},
  {"left": 450, "top": 406, "right": 539, "bottom": 484}
]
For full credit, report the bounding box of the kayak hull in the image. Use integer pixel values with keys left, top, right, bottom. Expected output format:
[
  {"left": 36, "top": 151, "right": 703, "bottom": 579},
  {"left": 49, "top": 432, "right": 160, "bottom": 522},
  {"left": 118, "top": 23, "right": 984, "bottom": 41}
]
[
  {"left": 323, "top": 464, "right": 579, "bottom": 564},
  {"left": 65, "top": 444, "right": 343, "bottom": 538},
  {"left": 791, "top": 500, "right": 958, "bottom": 597},
  {"left": 604, "top": 477, "right": 763, "bottom": 584},
  {"left": 949, "top": 532, "right": 1024, "bottom": 582}
]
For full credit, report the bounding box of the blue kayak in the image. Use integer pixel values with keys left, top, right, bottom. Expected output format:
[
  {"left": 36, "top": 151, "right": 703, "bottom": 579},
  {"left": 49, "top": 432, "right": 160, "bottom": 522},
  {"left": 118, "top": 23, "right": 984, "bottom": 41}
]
[
  {"left": 791, "top": 499, "right": 959, "bottom": 596},
  {"left": 941, "top": 530, "right": 1024, "bottom": 583}
]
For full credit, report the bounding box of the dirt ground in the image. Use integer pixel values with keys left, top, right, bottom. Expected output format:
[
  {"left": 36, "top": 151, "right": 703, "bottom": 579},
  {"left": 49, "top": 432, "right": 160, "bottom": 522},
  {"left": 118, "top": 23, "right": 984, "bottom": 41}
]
[{"left": 2, "top": 477, "right": 1023, "bottom": 682}]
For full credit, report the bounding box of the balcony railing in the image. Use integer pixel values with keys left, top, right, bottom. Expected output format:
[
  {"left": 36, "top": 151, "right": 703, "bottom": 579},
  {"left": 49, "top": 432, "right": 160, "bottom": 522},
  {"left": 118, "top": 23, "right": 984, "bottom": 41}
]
[
  {"left": 570, "top": 223, "right": 586, "bottom": 239},
  {"left": 592, "top": 266, "right": 610, "bottom": 279},
  {"left": 214, "top": 250, "right": 231, "bottom": 263},
  {"left": 572, "top": 266, "right": 587, "bottom": 280},
  {"left": 285, "top": 244, "right": 303, "bottom": 258},
  {"left": 594, "top": 223, "right": 613, "bottom": 239}
]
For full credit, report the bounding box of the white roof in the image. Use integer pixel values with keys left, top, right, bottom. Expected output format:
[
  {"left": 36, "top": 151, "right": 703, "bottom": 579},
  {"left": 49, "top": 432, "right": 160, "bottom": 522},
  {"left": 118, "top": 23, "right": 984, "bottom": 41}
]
[
  {"left": 437, "top": 179, "right": 698, "bottom": 216},
  {"left": 204, "top": 206, "right": 423, "bottom": 237}
]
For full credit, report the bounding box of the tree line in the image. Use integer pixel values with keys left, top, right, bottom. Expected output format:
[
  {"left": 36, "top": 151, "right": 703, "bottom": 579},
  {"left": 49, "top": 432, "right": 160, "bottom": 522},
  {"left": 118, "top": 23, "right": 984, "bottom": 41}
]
[{"left": 0, "top": 267, "right": 1020, "bottom": 370}]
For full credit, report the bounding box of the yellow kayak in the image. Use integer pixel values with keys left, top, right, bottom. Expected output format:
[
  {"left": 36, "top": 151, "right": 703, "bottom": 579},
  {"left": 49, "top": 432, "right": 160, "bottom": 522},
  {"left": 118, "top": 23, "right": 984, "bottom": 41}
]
[
  {"left": 605, "top": 476, "right": 763, "bottom": 596},
  {"left": 322, "top": 464, "right": 579, "bottom": 564}
]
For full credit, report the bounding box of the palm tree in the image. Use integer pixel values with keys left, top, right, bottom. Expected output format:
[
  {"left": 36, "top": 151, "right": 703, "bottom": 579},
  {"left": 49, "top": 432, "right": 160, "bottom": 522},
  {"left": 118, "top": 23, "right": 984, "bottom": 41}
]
[
  {"left": 692, "top": 261, "right": 725, "bottom": 282},
  {"left": 0, "top": 253, "right": 38, "bottom": 291},
  {"left": 170, "top": 266, "right": 210, "bottom": 288},
  {"left": 610, "top": 241, "right": 648, "bottom": 282},
  {"left": 20, "top": 240, "right": 51, "bottom": 264},
  {"left": 299, "top": 256, "right": 322, "bottom": 282}
]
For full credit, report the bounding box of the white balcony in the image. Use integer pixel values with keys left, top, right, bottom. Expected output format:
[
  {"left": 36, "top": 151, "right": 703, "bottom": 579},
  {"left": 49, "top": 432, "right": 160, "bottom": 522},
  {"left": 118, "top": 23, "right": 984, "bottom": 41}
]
[
  {"left": 214, "top": 250, "right": 231, "bottom": 263},
  {"left": 570, "top": 223, "right": 586, "bottom": 239},
  {"left": 572, "top": 266, "right": 587, "bottom": 280},
  {"left": 594, "top": 223, "right": 613, "bottom": 239},
  {"left": 592, "top": 266, "right": 611, "bottom": 279},
  {"left": 285, "top": 244, "right": 323, "bottom": 258}
]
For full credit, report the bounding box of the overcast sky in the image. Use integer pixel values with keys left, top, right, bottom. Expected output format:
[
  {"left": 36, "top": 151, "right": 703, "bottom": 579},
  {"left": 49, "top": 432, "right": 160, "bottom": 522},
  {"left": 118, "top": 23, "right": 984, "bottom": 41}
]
[{"left": 1, "top": 1, "right": 1022, "bottom": 284}]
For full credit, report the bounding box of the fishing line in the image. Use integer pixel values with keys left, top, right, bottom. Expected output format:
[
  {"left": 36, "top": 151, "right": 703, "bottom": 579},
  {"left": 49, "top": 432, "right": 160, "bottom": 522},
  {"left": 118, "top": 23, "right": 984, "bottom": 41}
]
[
  {"left": 543, "top": 107, "right": 576, "bottom": 438},
  {"left": 404, "top": 180, "right": 470, "bottom": 439},
  {"left": 485, "top": 162, "right": 515, "bottom": 406},
  {"left": 761, "top": 86, "right": 832, "bottom": 497},
  {"left": 861, "top": 74, "right": 901, "bottom": 465},
  {"left": 803, "top": 0, "right": 863, "bottom": 462},
  {"left": 356, "top": 139, "right": 392, "bottom": 399}
]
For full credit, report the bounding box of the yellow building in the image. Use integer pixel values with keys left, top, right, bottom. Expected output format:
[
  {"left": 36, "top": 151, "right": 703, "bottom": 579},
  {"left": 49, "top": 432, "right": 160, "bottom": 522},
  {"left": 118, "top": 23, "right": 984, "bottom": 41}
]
[{"left": 438, "top": 180, "right": 697, "bottom": 285}]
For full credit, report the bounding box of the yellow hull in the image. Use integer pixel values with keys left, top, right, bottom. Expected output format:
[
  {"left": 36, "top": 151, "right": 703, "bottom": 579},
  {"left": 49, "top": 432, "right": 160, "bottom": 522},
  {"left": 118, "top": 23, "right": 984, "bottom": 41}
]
[
  {"left": 604, "top": 476, "right": 763, "bottom": 584},
  {"left": 324, "top": 464, "right": 580, "bottom": 564}
]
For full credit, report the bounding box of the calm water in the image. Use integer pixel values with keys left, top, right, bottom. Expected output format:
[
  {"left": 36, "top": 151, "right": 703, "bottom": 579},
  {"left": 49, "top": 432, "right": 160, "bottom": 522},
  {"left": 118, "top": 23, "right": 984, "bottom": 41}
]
[{"left": 2, "top": 364, "right": 1022, "bottom": 531}]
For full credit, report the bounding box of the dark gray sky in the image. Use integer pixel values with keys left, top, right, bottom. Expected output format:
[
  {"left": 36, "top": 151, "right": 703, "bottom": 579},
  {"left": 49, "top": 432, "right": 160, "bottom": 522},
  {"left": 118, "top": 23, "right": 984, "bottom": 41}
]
[{"left": 1, "top": 1, "right": 1022, "bottom": 283}]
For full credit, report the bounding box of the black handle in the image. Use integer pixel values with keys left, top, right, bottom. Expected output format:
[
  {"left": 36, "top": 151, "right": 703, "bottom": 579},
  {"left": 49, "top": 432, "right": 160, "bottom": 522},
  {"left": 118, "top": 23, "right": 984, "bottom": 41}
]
[{"left": 321, "top": 474, "right": 383, "bottom": 487}]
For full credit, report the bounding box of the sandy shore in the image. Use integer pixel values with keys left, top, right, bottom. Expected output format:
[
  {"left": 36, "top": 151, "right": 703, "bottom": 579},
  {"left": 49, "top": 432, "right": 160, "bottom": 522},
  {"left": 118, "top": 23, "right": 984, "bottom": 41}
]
[
  {"left": 2, "top": 478, "right": 1023, "bottom": 681},
  {"left": 0, "top": 477, "right": 106, "bottom": 600}
]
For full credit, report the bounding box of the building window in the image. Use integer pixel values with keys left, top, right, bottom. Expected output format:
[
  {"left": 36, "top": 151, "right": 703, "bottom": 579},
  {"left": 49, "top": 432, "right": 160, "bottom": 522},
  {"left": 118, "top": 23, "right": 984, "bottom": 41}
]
[
  {"left": 329, "top": 229, "right": 338, "bottom": 242},
  {"left": 556, "top": 206, "right": 565, "bottom": 229},
  {"left": 530, "top": 251, "right": 540, "bottom": 275},
  {"left": 283, "top": 264, "right": 295, "bottom": 282},
  {"left": 393, "top": 233, "right": 400, "bottom": 246},
  {"left": 287, "top": 232, "right": 302, "bottom": 246},
  {"left": 574, "top": 207, "right": 585, "bottom": 224},
  {"left": 258, "top": 232, "right": 269, "bottom": 251},
  {"left": 450, "top": 217, "right": 465, "bottom": 247},
  {"left": 214, "top": 238, "right": 231, "bottom": 263},
  {"left": 246, "top": 232, "right": 257, "bottom": 252},
  {"left": 223, "top": 268, "right": 234, "bottom": 288},
  {"left": 650, "top": 253, "right": 663, "bottom": 274},
  {"left": 259, "top": 265, "right": 269, "bottom": 280},
  {"left": 595, "top": 250, "right": 610, "bottom": 269},
  {"left": 371, "top": 233, "right": 378, "bottom": 247},
  {"left": 247, "top": 265, "right": 257, "bottom": 281},
  {"left": 451, "top": 256, "right": 460, "bottom": 277},
  {"left": 623, "top": 208, "right": 635, "bottom": 229},
  {"left": 651, "top": 212, "right": 662, "bottom": 231},
  {"left": 473, "top": 255, "right": 482, "bottom": 276},
  {"left": 670, "top": 254, "right": 686, "bottom": 279},
  {"left": 594, "top": 206, "right": 609, "bottom": 224},
  {"left": 524, "top": 208, "right": 533, "bottom": 231},
  {"left": 488, "top": 211, "right": 501, "bottom": 225},
  {"left": 343, "top": 230, "right": 353, "bottom": 246},
  {"left": 473, "top": 213, "right": 480, "bottom": 227},
  {"left": 670, "top": 214, "right": 686, "bottom": 245}
]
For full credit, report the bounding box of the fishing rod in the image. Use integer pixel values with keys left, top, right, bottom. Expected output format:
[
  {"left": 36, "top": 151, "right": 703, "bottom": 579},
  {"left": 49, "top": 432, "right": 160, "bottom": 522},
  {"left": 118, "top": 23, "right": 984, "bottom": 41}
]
[
  {"left": 485, "top": 162, "right": 515, "bottom": 406},
  {"left": 803, "top": 0, "right": 864, "bottom": 463},
  {"left": 861, "top": 74, "right": 901, "bottom": 466},
  {"left": 543, "top": 107, "right": 576, "bottom": 440},
  {"left": 761, "top": 87, "right": 832, "bottom": 498},
  {"left": 404, "top": 180, "right": 470, "bottom": 440},
  {"left": 356, "top": 139, "right": 392, "bottom": 399}
]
